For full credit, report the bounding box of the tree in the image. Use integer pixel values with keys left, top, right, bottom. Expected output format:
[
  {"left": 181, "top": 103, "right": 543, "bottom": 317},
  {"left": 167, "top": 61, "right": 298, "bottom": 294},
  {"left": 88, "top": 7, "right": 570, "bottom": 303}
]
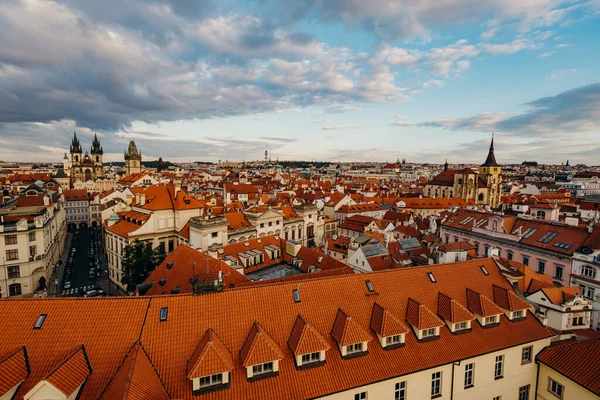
[{"left": 121, "top": 240, "right": 166, "bottom": 293}]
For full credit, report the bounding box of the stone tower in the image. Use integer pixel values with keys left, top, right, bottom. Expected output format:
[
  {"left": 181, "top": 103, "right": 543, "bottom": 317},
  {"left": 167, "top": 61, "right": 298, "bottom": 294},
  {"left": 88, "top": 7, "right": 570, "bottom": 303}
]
[
  {"left": 124, "top": 140, "right": 142, "bottom": 175},
  {"left": 478, "top": 136, "right": 502, "bottom": 208},
  {"left": 69, "top": 131, "right": 83, "bottom": 183},
  {"left": 91, "top": 133, "right": 104, "bottom": 178}
]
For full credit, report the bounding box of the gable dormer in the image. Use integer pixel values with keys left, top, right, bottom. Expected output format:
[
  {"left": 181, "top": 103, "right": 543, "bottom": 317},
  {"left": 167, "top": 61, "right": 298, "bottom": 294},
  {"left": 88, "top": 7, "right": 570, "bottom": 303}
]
[
  {"left": 437, "top": 293, "right": 475, "bottom": 334},
  {"left": 330, "top": 309, "right": 372, "bottom": 359},
  {"left": 240, "top": 322, "right": 283, "bottom": 381},
  {"left": 405, "top": 298, "right": 444, "bottom": 342},
  {"left": 25, "top": 345, "right": 91, "bottom": 400},
  {"left": 492, "top": 285, "right": 530, "bottom": 321},
  {"left": 287, "top": 315, "right": 330, "bottom": 370},
  {"left": 187, "top": 329, "right": 233, "bottom": 394},
  {"left": 466, "top": 288, "right": 505, "bottom": 327},
  {"left": 0, "top": 346, "right": 30, "bottom": 400},
  {"left": 370, "top": 303, "right": 409, "bottom": 350}
]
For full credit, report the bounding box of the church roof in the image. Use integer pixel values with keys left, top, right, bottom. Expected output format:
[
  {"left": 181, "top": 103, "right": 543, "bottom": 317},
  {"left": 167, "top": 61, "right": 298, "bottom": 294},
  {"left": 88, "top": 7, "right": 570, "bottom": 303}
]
[{"left": 481, "top": 137, "right": 499, "bottom": 167}]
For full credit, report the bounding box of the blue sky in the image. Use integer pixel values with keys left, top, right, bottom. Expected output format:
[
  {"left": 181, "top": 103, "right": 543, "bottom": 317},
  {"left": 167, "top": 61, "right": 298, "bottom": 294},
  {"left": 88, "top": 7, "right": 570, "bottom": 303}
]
[{"left": 0, "top": 0, "right": 599, "bottom": 164}]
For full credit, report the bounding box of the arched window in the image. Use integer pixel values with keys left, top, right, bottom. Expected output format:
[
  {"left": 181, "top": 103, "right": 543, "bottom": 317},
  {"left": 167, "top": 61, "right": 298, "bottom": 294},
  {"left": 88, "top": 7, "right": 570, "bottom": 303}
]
[
  {"left": 458, "top": 178, "right": 463, "bottom": 185},
  {"left": 9, "top": 283, "right": 22, "bottom": 297},
  {"left": 536, "top": 210, "right": 546, "bottom": 219},
  {"left": 478, "top": 193, "right": 484, "bottom": 201}
]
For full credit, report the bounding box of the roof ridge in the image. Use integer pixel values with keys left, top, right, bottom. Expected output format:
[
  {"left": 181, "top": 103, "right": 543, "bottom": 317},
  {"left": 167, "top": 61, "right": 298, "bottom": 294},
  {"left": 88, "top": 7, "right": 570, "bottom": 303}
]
[{"left": 138, "top": 341, "right": 172, "bottom": 399}]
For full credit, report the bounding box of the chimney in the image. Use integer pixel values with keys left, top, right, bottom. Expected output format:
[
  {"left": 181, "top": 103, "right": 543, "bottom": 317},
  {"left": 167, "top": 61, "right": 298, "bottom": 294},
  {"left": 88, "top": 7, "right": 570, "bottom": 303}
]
[
  {"left": 135, "top": 192, "right": 140, "bottom": 205},
  {"left": 174, "top": 181, "right": 182, "bottom": 197},
  {"left": 139, "top": 192, "right": 146, "bottom": 205},
  {"left": 43, "top": 195, "right": 50, "bottom": 206}
]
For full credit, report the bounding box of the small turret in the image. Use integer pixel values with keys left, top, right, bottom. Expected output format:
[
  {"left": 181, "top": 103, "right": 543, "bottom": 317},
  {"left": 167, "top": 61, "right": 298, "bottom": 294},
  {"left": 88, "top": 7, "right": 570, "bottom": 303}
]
[
  {"left": 70, "top": 131, "right": 82, "bottom": 154},
  {"left": 481, "top": 135, "right": 499, "bottom": 167},
  {"left": 91, "top": 133, "right": 103, "bottom": 155}
]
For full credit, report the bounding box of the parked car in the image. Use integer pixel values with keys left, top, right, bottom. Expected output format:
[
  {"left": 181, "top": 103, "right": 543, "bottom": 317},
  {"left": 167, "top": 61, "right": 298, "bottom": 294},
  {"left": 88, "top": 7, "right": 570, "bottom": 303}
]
[
  {"left": 84, "top": 289, "right": 105, "bottom": 297},
  {"left": 64, "top": 281, "right": 71, "bottom": 289}
]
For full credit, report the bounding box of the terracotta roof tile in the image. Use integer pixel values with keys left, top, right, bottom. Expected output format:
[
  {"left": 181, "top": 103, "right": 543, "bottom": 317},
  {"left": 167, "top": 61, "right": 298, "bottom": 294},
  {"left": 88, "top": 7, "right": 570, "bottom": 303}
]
[
  {"left": 44, "top": 345, "right": 92, "bottom": 396},
  {"left": 370, "top": 303, "right": 409, "bottom": 338},
  {"left": 239, "top": 322, "right": 283, "bottom": 367},
  {"left": 187, "top": 329, "right": 234, "bottom": 379},
  {"left": 405, "top": 298, "right": 444, "bottom": 330},
  {"left": 466, "top": 288, "right": 505, "bottom": 317},
  {"left": 536, "top": 338, "right": 600, "bottom": 397},
  {"left": 0, "top": 346, "right": 29, "bottom": 396},
  {"left": 100, "top": 341, "right": 170, "bottom": 400},
  {"left": 287, "top": 315, "right": 331, "bottom": 356},
  {"left": 492, "top": 284, "right": 530, "bottom": 311},
  {"left": 330, "top": 309, "right": 372, "bottom": 346},
  {"left": 437, "top": 293, "right": 475, "bottom": 323}
]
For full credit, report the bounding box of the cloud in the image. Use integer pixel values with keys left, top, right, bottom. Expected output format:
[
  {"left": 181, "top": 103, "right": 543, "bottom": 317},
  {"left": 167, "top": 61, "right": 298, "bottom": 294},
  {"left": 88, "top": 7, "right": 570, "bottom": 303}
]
[
  {"left": 547, "top": 69, "right": 577, "bottom": 80},
  {"left": 258, "top": 136, "right": 298, "bottom": 142},
  {"left": 395, "top": 82, "right": 600, "bottom": 135},
  {"left": 539, "top": 51, "right": 556, "bottom": 57},
  {"left": 323, "top": 104, "right": 363, "bottom": 114},
  {"left": 311, "top": 124, "right": 360, "bottom": 131},
  {"left": 484, "top": 39, "right": 540, "bottom": 54}
]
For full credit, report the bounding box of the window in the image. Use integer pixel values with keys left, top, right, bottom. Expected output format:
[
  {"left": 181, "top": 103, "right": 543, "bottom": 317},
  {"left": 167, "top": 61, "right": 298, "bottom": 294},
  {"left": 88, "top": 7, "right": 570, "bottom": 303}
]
[
  {"left": 493, "top": 397, "right": 502, "bottom": 400},
  {"left": 455, "top": 321, "right": 469, "bottom": 331},
  {"left": 6, "top": 249, "right": 19, "bottom": 261},
  {"left": 537, "top": 260, "right": 546, "bottom": 274},
  {"left": 386, "top": 335, "right": 402, "bottom": 346},
  {"left": 9, "top": 283, "right": 22, "bottom": 296},
  {"left": 507, "top": 251, "right": 513, "bottom": 260},
  {"left": 199, "top": 373, "right": 223, "bottom": 388},
  {"left": 464, "top": 362, "right": 474, "bottom": 388},
  {"left": 211, "top": 232, "right": 218, "bottom": 238},
  {"left": 395, "top": 381, "right": 406, "bottom": 400},
  {"left": 494, "top": 355, "right": 504, "bottom": 379},
  {"left": 484, "top": 315, "right": 498, "bottom": 325},
  {"left": 28, "top": 232, "right": 36, "bottom": 241},
  {"left": 260, "top": 223, "right": 265, "bottom": 228},
  {"left": 519, "top": 385, "right": 530, "bottom": 400},
  {"left": 522, "top": 346, "right": 532, "bottom": 364},
  {"left": 431, "top": 371, "right": 442, "bottom": 398},
  {"left": 301, "top": 352, "right": 320, "bottom": 364},
  {"left": 354, "top": 392, "right": 367, "bottom": 400},
  {"left": 160, "top": 307, "right": 168, "bottom": 322},
  {"left": 268, "top": 221, "right": 272, "bottom": 227},
  {"left": 513, "top": 310, "right": 524, "bottom": 318},
  {"left": 581, "top": 265, "right": 596, "bottom": 279},
  {"left": 422, "top": 328, "right": 437, "bottom": 338},
  {"left": 168, "top": 240, "right": 175, "bottom": 253},
  {"left": 572, "top": 316, "right": 584, "bottom": 326},
  {"left": 445, "top": 235, "right": 450, "bottom": 244},
  {"left": 522, "top": 256, "right": 529, "bottom": 266},
  {"left": 484, "top": 245, "right": 489, "bottom": 256},
  {"left": 29, "top": 246, "right": 37, "bottom": 258},
  {"left": 427, "top": 272, "right": 437, "bottom": 283},
  {"left": 548, "top": 379, "right": 563, "bottom": 398},
  {"left": 7, "top": 266, "right": 20, "bottom": 279},
  {"left": 252, "top": 361, "right": 274, "bottom": 375},
  {"left": 346, "top": 343, "right": 364, "bottom": 354},
  {"left": 554, "top": 265, "right": 563, "bottom": 280},
  {"left": 4, "top": 235, "right": 17, "bottom": 245},
  {"left": 33, "top": 314, "right": 47, "bottom": 329},
  {"left": 584, "top": 286, "right": 595, "bottom": 300}
]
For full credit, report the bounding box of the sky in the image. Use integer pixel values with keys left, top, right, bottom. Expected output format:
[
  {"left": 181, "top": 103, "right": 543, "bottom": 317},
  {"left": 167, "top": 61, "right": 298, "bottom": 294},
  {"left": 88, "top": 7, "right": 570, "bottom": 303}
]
[{"left": 0, "top": 0, "right": 599, "bottom": 165}]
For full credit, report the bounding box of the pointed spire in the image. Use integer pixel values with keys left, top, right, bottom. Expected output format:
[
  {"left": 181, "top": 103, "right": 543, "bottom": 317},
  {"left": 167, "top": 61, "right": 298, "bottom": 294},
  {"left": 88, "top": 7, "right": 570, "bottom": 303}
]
[
  {"left": 444, "top": 158, "right": 448, "bottom": 171},
  {"left": 70, "top": 131, "right": 82, "bottom": 154},
  {"left": 481, "top": 133, "right": 499, "bottom": 167}
]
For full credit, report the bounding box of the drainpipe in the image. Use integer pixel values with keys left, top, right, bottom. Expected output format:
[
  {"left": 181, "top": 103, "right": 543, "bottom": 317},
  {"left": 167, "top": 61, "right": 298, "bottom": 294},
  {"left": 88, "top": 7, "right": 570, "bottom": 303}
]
[
  {"left": 534, "top": 360, "right": 541, "bottom": 400},
  {"left": 451, "top": 360, "right": 461, "bottom": 400}
]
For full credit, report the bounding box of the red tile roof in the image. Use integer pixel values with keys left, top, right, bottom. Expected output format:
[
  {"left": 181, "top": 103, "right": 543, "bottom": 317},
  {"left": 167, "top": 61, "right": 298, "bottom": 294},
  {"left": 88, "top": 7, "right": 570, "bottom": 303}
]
[
  {"left": 239, "top": 323, "right": 283, "bottom": 367},
  {"left": 0, "top": 347, "right": 29, "bottom": 396},
  {"left": 437, "top": 293, "right": 475, "bottom": 323},
  {"left": 405, "top": 298, "right": 444, "bottom": 330},
  {"left": 370, "top": 303, "right": 409, "bottom": 338},
  {"left": 44, "top": 345, "right": 91, "bottom": 396},
  {"left": 287, "top": 315, "right": 331, "bottom": 356},
  {"left": 187, "top": 329, "right": 234, "bottom": 379},
  {"left": 99, "top": 341, "right": 170, "bottom": 400},
  {"left": 536, "top": 338, "right": 600, "bottom": 397},
  {"left": 492, "top": 284, "right": 530, "bottom": 311},
  {"left": 330, "top": 309, "right": 372, "bottom": 346},
  {"left": 64, "top": 189, "right": 89, "bottom": 201},
  {"left": 466, "top": 288, "right": 505, "bottom": 317}
]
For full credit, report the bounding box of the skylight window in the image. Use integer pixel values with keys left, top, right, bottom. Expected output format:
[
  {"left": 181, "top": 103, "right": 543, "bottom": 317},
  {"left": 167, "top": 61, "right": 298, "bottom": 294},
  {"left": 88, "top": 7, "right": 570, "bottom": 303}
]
[
  {"left": 427, "top": 272, "right": 437, "bottom": 283},
  {"left": 459, "top": 217, "right": 473, "bottom": 225},
  {"left": 166, "top": 261, "right": 174, "bottom": 270},
  {"left": 538, "top": 232, "right": 558, "bottom": 243},
  {"left": 33, "top": 314, "right": 47, "bottom": 330},
  {"left": 522, "top": 228, "right": 538, "bottom": 238},
  {"left": 480, "top": 266, "right": 490, "bottom": 276},
  {"left": 160, "top": 307, "right": 168, "bottom": 322},
  {"left": 554, "top": 242, "right": 572, "bottom": 249},
  {"left": 293, "top": 289, "right": 301, "bottom": 303},
  {"left": 365, "top": 280, "right": 374, "bottom": 292}
]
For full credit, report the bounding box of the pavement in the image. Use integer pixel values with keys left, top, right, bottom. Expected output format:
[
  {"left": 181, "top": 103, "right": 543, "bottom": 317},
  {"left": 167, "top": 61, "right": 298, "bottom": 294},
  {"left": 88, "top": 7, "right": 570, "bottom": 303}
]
[{"left": 58, "top": 226, "right": 127, "bottom": 297}]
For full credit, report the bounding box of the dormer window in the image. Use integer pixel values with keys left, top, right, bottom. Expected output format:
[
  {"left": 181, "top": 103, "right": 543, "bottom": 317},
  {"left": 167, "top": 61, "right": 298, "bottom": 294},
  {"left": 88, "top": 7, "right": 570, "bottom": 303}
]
[
  {"left": 346, "top": 342, "right": 364, "bottom": 354},
  {"left": 454, "top": 321, "right": 469, "bottom": 331},
  {"left": 301, "top": 352, "right": 321, "bottom": 364},
  {"left": 252, "top": 361, "right": 274, "bottom": 376},
  {"left": 385, "top": 335, "right": 403, "bottom": 346},
  {"left": 421, "top": 327, "right": 438, "bottom": 339},
  {"left": 199, "top": 373, "right": 223, "bottom": 388},
  {"left": 513, "top": 310, "right": 524, "bottom": 318},
  {"left": 484, "top": 315, "right": 498, "bottom": 325}
]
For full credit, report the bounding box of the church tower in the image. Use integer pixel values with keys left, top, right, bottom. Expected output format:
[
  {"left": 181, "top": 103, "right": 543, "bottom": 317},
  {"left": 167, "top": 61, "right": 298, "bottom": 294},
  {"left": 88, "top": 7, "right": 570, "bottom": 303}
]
[
  {"left": 479, "top": 136, "right": 502, "bottom": 208},
  {"left": 91, "top": 133, "right": 104, "bottom": 178},
  {"left": 69, "top": 131, "right": 83, "bottom": 183},
  {"left": 124, "top": 140, "right": 142, "bottom": 175}
]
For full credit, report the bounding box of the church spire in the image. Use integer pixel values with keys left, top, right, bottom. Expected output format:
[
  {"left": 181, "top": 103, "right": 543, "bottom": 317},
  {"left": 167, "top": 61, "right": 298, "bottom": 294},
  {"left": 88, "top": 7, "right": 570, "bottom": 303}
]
[
  {"left": 481, "top": 134, "right": 499, "bottom": 166},
  {"left": 444, "top": 158, "right": 448, "bottom": 171},
  {"left": 91, "top": 133, "right": 103, "bottom": 155},
  {"left": 70, "top": 131, "right": 82, "bottom": 154}
]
